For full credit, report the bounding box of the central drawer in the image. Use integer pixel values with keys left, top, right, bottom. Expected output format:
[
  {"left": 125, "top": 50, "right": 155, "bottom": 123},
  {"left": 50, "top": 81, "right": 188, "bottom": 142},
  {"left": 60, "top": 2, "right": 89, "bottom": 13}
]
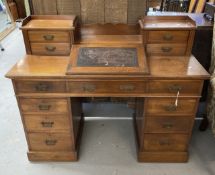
[
  {"left": 24, "top": 114, "right": 70, "bottom": 132},
  {"left": 28, "top": 31, "right": 70, "bottom": 42},
  {"left": 15, "top": 81, "right": 66, "bottom": 93},
  {"left": 28, "top": 133, "right": 74, "bottom": 151},
  {"left": 19, "top": 98, "right": 68, "bottom": 114},
  {"left": 31, "top": 43, "right": 70, "bottom": 56},
  {"left": 143, "top": 134, "right": 188, "bottom": 151},
  {"left": 145, "top": 98, "right": 198, "bottom": 115},
  {"left": 67, "top": 81, "right": 146, "bottom": 94}
]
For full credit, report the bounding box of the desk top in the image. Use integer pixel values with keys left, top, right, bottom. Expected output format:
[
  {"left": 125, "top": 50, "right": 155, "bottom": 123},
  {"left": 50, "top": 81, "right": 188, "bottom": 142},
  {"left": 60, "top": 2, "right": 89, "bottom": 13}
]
[
  {"left": 7, "top": 16, "right": 210, "bottom": 80},
  {"left": 6, "top": 54, "right": 209, "bottom": 80}
]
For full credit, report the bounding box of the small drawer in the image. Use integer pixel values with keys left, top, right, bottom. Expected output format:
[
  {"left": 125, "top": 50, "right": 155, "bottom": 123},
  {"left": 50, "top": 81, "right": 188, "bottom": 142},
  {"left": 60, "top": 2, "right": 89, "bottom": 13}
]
[
  {"left": 24, "top": 114, "right": 70, "bottom": 132},
  {"left": 145, "top": 98, "right": 198, "bottom": 115},
  {"left": 31, "top": 43, "right": 70, "bottom": 56},
  {"left": 147, "top": 31, "right": 189, "bottom": 43},
  {"left": 68, "top": 81, "right": 146, "bottom": 94},
  {"left": 15, "top": 81, "right": 66, "bottom": 93},
  {"left": 144, "top": 116, "right": 193, "bottom": 133},
  {"left": 28, "top": 31, "right": 70, "bottom": 42},
  {"left": 143, "top": 134, "right": 188, "bottom": 151},
  {"left": 28, "top": 133, "right": 73, "bottom": 151},
  {"left": 19, "top": 98, "right": 68, "bottom": 114},
  {"left": 146, "top": 44, "right": 187, "bottom": 56},
  {"left": 148, "top": 80, "right": 203, "bottom": 95}
]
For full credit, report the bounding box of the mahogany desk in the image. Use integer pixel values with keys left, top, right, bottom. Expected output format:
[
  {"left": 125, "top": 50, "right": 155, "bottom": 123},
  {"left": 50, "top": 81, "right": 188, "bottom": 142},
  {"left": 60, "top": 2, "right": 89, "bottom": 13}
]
[
  {"left": 6, "top": 54, "right": 209, "bottom": 162},
  {"left": 6, "top": 16, "right": 210, "bottom": 162}
]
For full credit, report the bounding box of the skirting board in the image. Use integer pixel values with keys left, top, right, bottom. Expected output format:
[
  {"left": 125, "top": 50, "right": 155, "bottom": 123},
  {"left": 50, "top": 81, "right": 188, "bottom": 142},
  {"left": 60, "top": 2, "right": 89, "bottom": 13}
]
[{"left": 27, "top": 151, "right": 78, "bottom": 161}]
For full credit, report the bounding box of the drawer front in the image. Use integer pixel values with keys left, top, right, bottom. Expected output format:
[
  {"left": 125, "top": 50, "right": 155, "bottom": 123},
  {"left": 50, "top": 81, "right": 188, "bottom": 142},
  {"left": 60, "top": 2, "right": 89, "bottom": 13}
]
[
  {"left": 19, "top": 98, "right": 68, "bottom": 114},
  {"left": 144, "top": 116, "right": 193, "bottom": 133},
  {"left": 28, "top": 31, "right": 70, "bottom": 42},
  {"left": 31, "top": 43, "right": 70, "bottom": 56},
  {"left": 148, "top": 80, "right": 202, "bottom": 95},
  {"left": 24, "top": 115, "right": 70, "bottom": 132},
  {"left": 144, "top": 134, "right": 188, "bottom": 151},
  {"left": 15, "top": 81, "right": 66, "bottom": 93},
  {"left": 147, "top": 31, "right": 189, "bottom": 43},
  {"left": 146, "top": 44, "right": 186, "bottom": 56},
  {"left": 28, "top": 133, "right": 73, "bottom": 151},
  {"left": 68, "top": 81, "right": 146, "bottom": 94},
  {"left": 145, "top": 98, "right": 198, "bottom": 115}
]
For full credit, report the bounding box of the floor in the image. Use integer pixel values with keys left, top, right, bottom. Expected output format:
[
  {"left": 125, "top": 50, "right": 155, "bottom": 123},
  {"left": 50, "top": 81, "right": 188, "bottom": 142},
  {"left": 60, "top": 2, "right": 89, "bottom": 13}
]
[{"left": 0, "top": 28, "right": 215, "bottom": 175}]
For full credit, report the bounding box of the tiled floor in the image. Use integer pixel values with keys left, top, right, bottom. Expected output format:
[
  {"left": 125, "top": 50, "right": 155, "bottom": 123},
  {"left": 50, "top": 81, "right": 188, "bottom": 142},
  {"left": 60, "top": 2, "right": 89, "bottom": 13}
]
[{"left": 0, "top": 28, "right": 215, "bottom": 175}]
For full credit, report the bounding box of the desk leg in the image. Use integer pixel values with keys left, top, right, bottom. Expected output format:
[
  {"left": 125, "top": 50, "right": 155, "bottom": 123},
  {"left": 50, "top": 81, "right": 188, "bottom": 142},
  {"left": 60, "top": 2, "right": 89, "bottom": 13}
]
[
  {"left": 70, "top": 97, "right": 84, "bottom": 156},
  {"left": 26, "top": 97, "right": 84, "bottom": 162},
  {"left": 134, "top": 98, "right": 189, "bottom": 163}
]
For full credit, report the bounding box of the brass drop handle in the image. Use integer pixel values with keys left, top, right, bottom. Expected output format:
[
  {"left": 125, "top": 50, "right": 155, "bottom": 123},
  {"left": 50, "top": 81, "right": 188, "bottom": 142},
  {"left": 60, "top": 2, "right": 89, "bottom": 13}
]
[
  {"left": 163, "top": 34, "right": 173, "bottom": 41},
  {"left": 161, "top": 47, "right": 172, "bottom": 53},
  {"left": 159, "top": 139, "right": 171, "bottom": 146},
  {"left": 45, "top": 139, "right": 57, "bottom": 146},
  {"left": 168, "top": 84, "right": 182, "bottom": 92},
  {"left": 162, "top": 123, "right": 173, "bottom": 129},
  {"left": 82, "top": 84, "right": 96, "bottom": 92},
  {"left": 164, "top": 91, "right": 180, "bottom": 112},
  {"left": 35, "top": 83, "right": 49, "bottom": 92},
  {"left": 38, "top": 104, "right": 51, "bottom": 111},
  {"left": 165, "top": 104, "right": 177, "bottom": 112},
  {"left": 43, "top": 35, "right": 54, "bottom": 41},
  {"left": 45, "top": 46, "right": 56, "bottom": 52},
  {"left": 120, "top": 85, "right": 135, "bottom": 91},
  {"left": 41, "top": 121, "right": 54, "bottom": 128}
]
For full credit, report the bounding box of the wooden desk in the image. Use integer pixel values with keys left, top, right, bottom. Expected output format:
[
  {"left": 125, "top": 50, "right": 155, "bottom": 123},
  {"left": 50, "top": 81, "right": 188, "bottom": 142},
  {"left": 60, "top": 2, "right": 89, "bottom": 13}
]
[
  {"left": 5, "top": 16, "right": 210, "bottom": 163},
  {"left": 6, "top": 54, "right": 209, "bottom": 162}
]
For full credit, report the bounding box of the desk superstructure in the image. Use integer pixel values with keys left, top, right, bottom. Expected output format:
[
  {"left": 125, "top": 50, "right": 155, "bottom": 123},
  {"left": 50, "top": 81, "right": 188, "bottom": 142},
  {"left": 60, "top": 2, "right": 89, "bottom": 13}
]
[{"left": 6, "top": 15, "right": 210, "bottom": 162}]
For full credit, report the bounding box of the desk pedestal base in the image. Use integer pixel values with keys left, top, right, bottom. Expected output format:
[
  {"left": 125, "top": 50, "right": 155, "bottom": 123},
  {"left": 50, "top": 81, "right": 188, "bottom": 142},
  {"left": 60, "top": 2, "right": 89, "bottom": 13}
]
[
  {"left": 27, "top": 151, "right": 78, "bottom": 161},
  {"left": 137, "top": 151, "right": 188, "bottom": 163}
]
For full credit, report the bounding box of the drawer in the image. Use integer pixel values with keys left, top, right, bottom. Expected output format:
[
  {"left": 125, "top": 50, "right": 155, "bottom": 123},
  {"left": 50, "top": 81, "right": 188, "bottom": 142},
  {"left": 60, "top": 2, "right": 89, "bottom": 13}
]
[
  {"left": 28, "top": 133, "right": 73, "bottom": 151},
  {"left": 68, "top": 81, "right": 146, "bottom": 94},
  {"left": 31, "top": 43, "right": 70, "bottom": 56},
  {"left": 28, "top": 31, "right": 70, "bottom": 42},
  {"left": 147, "top": 31, "right": 189, "bottom": 43},
  {"left": 148, "top": 80, "right": 203, "bottom": 95},
  {"left": 19, "top": 98, "right": 68, "bottom": 114},
  {"left": 143, "top": 134, "right": 188, "bottom": 151},
  {"left": 15, "top": 81, "right": 66, "bottom": 93},
  {"left": 146, "top": 44, "right": 187, "bottom": 56},
  {"left": 145, "top": 98, "right": 198, "bottom": 115},
  {"left": 24, "top": 114, "right": 70, "bottom": 132},
  {"left": 144, "top": 116, "right": 193, "bottom": 133}
]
